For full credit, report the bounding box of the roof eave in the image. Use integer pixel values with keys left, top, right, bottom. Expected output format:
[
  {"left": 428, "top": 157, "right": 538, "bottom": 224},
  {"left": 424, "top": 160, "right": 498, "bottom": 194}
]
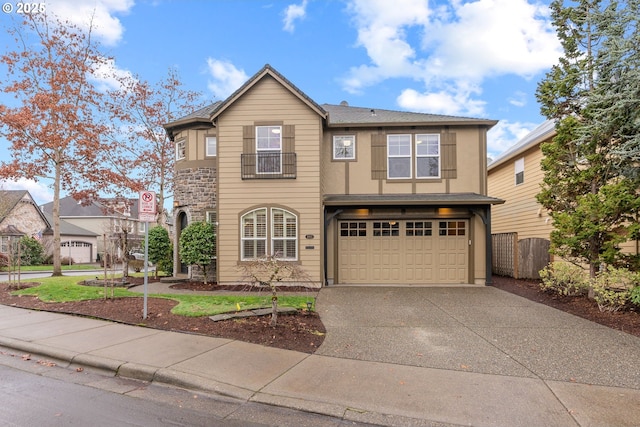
[{"left": 327, "top": 119, "right": 498, "bottom": 128}]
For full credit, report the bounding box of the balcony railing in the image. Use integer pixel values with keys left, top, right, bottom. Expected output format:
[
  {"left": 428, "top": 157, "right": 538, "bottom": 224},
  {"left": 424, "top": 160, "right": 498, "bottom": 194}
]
[{"left": 241, "top": 152, "right": 297, "bottom": 179}]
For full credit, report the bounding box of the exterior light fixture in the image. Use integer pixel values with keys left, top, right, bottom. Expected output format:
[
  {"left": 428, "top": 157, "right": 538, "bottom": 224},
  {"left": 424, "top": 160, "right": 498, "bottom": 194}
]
[{"left": 306, "top": 301, "right": 312, "bottom": 312}]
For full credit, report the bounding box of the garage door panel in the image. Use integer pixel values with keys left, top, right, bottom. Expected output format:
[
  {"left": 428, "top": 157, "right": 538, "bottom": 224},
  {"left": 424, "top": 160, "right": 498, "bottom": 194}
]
[{"left": 338, "top": 219, "right": 468, "bottom": 284}]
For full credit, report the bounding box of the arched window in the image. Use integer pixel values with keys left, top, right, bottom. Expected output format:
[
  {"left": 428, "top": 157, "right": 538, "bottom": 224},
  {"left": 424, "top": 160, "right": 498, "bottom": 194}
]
[
  {"left": 272, "top": 208, "right": 297, "bottom": 259},
  {"left": 241, "top": 207, "right": 297, "bottom": 260}
]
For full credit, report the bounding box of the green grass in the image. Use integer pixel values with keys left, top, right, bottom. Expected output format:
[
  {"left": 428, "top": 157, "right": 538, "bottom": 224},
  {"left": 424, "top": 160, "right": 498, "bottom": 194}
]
[
  {"left": 12, "top": 264, "right": 100, "bottom": 272},
  {"left": 11, "top": 275, "right": 316, "bottom": 317}
]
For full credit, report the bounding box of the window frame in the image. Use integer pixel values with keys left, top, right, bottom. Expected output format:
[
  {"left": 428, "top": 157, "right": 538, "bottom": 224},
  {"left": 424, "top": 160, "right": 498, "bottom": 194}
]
[
  {"left": 415, "top": 134, "right": 441, "bottom": 179},
  {"left": 241, "top": 208, "right": 267, "bottom": 260},
  {"left": 256, "top": 125, "right": 282, "bottom": 174},
  {"left": 175, "top": 139, "right": 186, "bottom": 161},
  {"left": 515, "top": 157, "right": 525, "bottom": 185},
  {"left": 333, "top": 135, "right": 356, "bottom": 160},
  {"left": 271, "top": 208, "right": 298, "bottom": 260},
  {"left": 240, "top": 207, "right": 298, "bottom": 261},
  {"left": 206, "top": 136, "right": 217, "bottom": 157},
  {"left": 387, "top": 134, "right": 412, "bottom": 179}
]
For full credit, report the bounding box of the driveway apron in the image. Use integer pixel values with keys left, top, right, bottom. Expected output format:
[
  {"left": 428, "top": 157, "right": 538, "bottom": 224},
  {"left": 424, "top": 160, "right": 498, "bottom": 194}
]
[{"left": 314, "top": 286, "right": 640, "bottom": 389}]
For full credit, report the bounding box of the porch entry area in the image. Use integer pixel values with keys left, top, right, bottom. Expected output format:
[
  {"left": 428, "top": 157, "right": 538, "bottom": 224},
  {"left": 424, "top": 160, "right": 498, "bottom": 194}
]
[{"left": 338, "top": 219, "right": 469, "bottom": 284}]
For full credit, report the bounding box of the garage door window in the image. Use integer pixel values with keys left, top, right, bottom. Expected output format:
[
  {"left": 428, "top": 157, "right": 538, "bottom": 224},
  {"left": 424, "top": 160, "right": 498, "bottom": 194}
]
[
  {"left": 373, "top": 221, "right": 399, "bottom": 237},
  {"left": 406, "top": 221, "right": 433, "bottom": 236},
  {"left": 439, "top": 221, "right": 466, "bottom": 236},
  {"left": 340, "top": 222, "right": 366, "bottom": 237}
]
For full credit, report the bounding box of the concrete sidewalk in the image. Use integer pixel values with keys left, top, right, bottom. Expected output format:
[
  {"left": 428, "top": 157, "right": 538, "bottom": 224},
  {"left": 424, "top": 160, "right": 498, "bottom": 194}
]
[{"left": 1, "top": 286, "right": 639, "bottom": 426}]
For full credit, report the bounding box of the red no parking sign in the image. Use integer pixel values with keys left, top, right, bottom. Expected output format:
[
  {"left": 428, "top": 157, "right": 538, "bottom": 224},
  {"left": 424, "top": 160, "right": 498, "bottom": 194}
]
[{"left": 139, "top": 190, "right": 156, "bottom": 222}]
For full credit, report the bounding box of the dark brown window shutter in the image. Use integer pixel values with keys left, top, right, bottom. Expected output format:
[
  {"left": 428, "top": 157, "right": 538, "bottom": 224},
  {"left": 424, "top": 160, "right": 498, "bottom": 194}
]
[
  {"left": 243, "top": 125, "right": 256, "bottom": 169},
  {"left": 441, "top": 132, "right": 457, "bottom": 179},
  {"left": 283, "top": 125, "right": 295, "bottom": 153},
  {"left": 371, "top": 133, "right": 387, "bottom": 180}
]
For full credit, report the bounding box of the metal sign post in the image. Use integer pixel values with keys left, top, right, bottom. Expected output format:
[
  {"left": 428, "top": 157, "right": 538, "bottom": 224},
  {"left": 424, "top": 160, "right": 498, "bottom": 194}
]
[{"left": 138, "top": 191, "right": 156, "bottom": 320}]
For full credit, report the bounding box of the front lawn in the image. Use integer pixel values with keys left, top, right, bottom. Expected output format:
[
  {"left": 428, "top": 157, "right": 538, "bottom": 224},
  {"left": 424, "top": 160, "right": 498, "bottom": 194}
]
[{"left": 11, "top": 275, "right": 315, "bottom": 317}]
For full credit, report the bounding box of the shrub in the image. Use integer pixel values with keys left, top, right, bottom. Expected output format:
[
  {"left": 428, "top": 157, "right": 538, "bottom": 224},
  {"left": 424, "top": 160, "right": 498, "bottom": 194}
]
[
  {"left": 19, "top": 236, "right": 45, "bottom": 266},
  {"left": 129, "top": 259, "right": 144, "bottom": 273},
  {"left": 539, "top": 262, "right": 589, "bottom": 296},
  {"left": 592, "top": 266, "right": 640, "bottom": 312},
  {"left": 631, "top": 286, "right": 640, "bottom": 308},
  {"left": 0, "top": 253, "right": 8, "bottom": 271},
  {"left": 60, "top": 257, "right": 75, "bottom": 265}
]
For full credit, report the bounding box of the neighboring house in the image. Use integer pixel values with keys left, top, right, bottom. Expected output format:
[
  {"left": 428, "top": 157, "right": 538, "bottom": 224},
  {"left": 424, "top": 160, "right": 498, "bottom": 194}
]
[
  {"left": 41, "top": 212, "right": 98, "bottom": 264},
  {"left": 164, "top": 64, "right": 503, "bottom": 286},
  {"left": 41, "top": 196, "right": 156, "bottom": 261},
  {"left": 488, "top": 120, "right": 639, "bottom": 278},
  {"left": 0, "top": 190, "right": 49, "bottom": 256},
  {"left": 487, "top": 120, "right": 555, "bottom": 278},
  {"left": 488, "top": 120, "right": 556, "bottom": 240}
]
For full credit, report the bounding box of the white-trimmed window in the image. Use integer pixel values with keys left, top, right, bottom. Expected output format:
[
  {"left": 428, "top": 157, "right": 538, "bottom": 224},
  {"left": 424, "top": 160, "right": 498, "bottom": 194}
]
[
  {"left": 206, "top": 136, "right": 217, "bottom": 157},
  {"left": 241, "top": 208, "right": 267, "bottom": 259},
  {"left": 241, "top": 207, "right": 297, "bottom": 260},
  {"left": 0, "top": 236, "right": 8, "bottom": 253},
  {"left": 175, "top": 139, "right": 185, "bottom": 160},
  {"left": 416, "top": 134, "right": 440, "bottom": 178},
  {"left": 272, "top": 208, "right": 297, "bottom": 259},
  {"left": 387, "top": 134, "right": 412, "bottom": 179},
  {"left": 333, "top": 135, "right": 355, "bottom": 160},
  {"left": 138, "top": 221, "right": 145, "bottom": 233},
  {"left": 515, "top": 157, "right": 525, "bottom": 185},
  {"left": 256, "top": 125, "right": 282, "bottom": 174}
]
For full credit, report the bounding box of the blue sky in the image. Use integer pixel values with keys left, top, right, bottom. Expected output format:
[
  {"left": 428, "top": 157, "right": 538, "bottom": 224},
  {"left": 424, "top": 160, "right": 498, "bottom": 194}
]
[{"left": 0, "top": 0, "right": 561, "bottom": 205}]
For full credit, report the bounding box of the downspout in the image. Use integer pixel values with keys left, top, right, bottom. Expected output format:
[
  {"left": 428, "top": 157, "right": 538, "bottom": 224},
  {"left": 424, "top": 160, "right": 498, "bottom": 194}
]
[{"left": 323, "top": 208, "right": 343, "bottom": 286}]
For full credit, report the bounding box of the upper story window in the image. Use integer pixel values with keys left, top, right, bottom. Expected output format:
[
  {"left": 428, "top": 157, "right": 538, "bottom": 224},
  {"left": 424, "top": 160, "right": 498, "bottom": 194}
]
[
  {"left": 175, "top": 139, "right": 186, "bottom": 161},
  {"left": 256, "top": 126, "right": 282, "bottom": 174},
  {"left": 416, "top": 134, "right": 440, "bottom": 178},
  {"left": 333, "top": 135, "right": 356, "bottom": 160},
  {"left": 387, "top": 134, "right": 412, "bottom": 179},
  {"left": 515, "top": 157, "right": 524, "bottom": 185},
  {"left": 387, "top": 134, "right": 440, "bottom": 179},
  {"left": 206, "top": 136, "right": 217, "bottom": 157}
]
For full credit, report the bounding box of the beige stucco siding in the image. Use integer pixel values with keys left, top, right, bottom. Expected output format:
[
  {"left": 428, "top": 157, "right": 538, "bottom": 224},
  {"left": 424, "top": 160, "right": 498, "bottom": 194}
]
[
  {"left": 488, "top": 145, "right": 553, "bottom": 240},
  {"left": 216, "top": 76, "right": 322, "bottom": 284}
]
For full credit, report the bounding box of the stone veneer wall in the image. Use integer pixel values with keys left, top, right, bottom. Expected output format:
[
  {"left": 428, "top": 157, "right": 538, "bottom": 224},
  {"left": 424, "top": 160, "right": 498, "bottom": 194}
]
[{"left": 173, "top": 167, "right": 217, "bottom": 280}]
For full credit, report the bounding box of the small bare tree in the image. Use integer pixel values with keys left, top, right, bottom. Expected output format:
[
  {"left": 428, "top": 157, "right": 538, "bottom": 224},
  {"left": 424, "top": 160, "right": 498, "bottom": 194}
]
[{"left": 240, "top": 255, "right": 311, "bottom": 326}]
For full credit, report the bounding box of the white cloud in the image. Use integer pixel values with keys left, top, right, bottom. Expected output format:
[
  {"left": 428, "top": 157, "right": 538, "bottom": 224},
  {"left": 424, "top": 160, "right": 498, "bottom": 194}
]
[
  {"left": 206, "top": 59, "right": 249, "bottom": 100},
  {"left": 46, "top": 0, "right": 134, "bottom": 46},
  {"left": 342, "top": 0, "right": 561, "bottom": 116},
  {"left": 90, "top": 58, "right": 135, "bottom": 92},
  {"left": 508, "top": 91, "right": 528, "bottom": 107},
  {"left": 0, "top": 178, "right": 53, "bottom": 205},
  {"left": 487, "top": 120, "right": 539, "bottom": 159},
  {"left": 342, "top": 0, "right": 431, "bottom": 93},
  {"left": 283, "top": 0, "right": 308, "bottom": 33}
]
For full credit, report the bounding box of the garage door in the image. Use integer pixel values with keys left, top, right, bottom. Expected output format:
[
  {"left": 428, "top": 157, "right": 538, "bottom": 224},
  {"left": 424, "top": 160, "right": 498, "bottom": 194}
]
[
  {"left": 61, "top": 241, "right": 93, "bottom": 263},
  {"left": 338, "top": 220, "right": 468, "bottom": 284}
]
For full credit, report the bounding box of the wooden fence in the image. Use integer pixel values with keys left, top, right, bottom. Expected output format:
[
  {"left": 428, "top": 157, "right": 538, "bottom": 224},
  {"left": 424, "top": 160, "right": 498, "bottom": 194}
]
[{"left": 492, "top": 233, "right": 550, "bottom": 279}]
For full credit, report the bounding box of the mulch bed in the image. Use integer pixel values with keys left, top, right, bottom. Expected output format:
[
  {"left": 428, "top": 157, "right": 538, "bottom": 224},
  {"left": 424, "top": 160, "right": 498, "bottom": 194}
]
[
  {"left": 0, "top": 278, "right": 325, "bottom": 354},
  {"left": 491, "top": 275, "right": 640, "bottom": 338}
]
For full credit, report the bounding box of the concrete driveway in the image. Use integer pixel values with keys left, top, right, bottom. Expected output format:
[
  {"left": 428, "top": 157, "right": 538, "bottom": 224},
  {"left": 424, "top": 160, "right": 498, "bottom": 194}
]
[{"left": 314, "top": 285, "right": 640, "bottom": 390}]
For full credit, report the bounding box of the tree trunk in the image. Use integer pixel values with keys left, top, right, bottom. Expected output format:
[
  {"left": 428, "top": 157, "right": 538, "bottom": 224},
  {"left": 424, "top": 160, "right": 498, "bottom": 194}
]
[
  {"left": 270, "top": 293, "right": 278, "bottom": 327},
  {"left": 52, "top": 159, "right": 62, "bottom": 276}
]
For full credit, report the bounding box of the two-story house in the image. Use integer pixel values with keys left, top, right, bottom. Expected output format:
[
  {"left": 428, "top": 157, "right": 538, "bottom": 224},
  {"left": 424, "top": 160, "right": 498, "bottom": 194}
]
[
  {"left": 41, "top": 195, "right": 154, "bottom": 262},
  {"left": 165, "top": 65, "right": 503, "bottom": 286}
]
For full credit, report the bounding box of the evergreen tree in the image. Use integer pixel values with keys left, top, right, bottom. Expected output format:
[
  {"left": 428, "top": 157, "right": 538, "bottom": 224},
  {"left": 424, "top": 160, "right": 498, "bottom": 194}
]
[
  {"left": 145, "top": 226, "right": 173, "bottom": 279},
  {"left": 179, "top": 222, "right": 216, "bottom": 285},
  {"left": 536, "top": 0, "right": 640, "bottom": 290}
]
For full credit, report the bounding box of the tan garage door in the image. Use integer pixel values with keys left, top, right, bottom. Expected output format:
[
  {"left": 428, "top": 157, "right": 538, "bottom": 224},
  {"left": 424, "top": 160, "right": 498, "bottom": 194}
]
[{"left": 338, "top": 220, "right": 468, "bottom": 284}]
